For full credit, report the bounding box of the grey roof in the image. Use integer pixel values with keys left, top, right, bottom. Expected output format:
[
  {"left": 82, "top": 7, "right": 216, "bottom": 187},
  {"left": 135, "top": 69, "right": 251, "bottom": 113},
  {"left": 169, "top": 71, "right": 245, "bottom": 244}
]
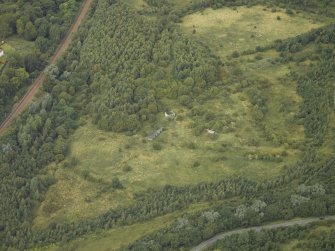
[{"left": 147, "top": 127, "right": 164, "bottom": 140}]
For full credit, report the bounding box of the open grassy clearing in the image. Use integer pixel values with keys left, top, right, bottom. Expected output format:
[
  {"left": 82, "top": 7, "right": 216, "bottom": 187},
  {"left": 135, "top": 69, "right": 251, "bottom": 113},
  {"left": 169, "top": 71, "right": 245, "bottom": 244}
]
[
  {"left": 33, "top": 164, "right": 133, "bottom": 228},
  {"left": 180, "top": 5, "right": 329, "bottom": 58},
  {"left": 37, "top": 202, "right": 208, "bottom": 251},
  {"left": 4, "top": 36, "right": 35, "bottom": 55},
  {"left": 0, "top": 37, "right": 35, "bottom": 66},
  {"left": 34, "top": 73, "right": 302, "bottom": 226},
  {"left": 123, "top": 0, "right": 148, "bottom": 11}
]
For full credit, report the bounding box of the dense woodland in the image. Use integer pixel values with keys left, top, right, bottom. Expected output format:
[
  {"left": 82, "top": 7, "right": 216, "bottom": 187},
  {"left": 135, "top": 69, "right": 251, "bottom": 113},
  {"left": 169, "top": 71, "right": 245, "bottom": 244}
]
[
  {"left": 78, "top": 1, "right": 220, "bottom": 132},
  {"left": 0, "top": 0, "right": 335, "bottom": 250},
  {"left": 0, "top": 0, "right": 82, "bottom": 122}
]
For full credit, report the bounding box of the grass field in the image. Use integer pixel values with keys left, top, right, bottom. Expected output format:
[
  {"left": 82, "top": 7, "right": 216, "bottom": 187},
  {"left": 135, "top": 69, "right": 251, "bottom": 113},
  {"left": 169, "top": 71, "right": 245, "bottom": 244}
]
[
  {"left": 34, "top": 73, "right": 302, "bottom": 227},
  {"left": 34, "top": 202, "right": 209, "bottom": 251},
  {"left": 33, "top": 44, "right": 310, "bottom": 228},
  {"left": 181, "top": 5, "right": 329, "bottom": 57}
]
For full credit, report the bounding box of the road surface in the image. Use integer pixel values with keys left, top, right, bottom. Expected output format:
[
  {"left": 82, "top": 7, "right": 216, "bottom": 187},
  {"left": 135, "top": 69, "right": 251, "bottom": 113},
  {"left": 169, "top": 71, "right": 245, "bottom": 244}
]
[
  {"left": 191, "top": 215, "right": 335, "bottom": 251},
  {"left": 0, "top": 0, "right": 93, "bottom": 135}
]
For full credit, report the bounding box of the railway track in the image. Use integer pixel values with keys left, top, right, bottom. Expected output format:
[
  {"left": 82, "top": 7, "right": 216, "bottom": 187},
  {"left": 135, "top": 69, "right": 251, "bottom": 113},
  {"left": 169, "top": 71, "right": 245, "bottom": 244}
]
[{"left": 0, "top": 0, "right": 93, "bottom": 135}]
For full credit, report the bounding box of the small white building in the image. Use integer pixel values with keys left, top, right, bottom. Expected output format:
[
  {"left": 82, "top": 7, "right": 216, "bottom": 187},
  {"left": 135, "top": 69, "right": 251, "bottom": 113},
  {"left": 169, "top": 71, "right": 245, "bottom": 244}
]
[
  {"left": 0, "top": 49, "right": 4, "bottom": 57},
  {"left": 164, "top": 111, "right": 176, "bottom": 119},
  {"left": 206, "top": 129, "right": 216, "bottom": 135}
]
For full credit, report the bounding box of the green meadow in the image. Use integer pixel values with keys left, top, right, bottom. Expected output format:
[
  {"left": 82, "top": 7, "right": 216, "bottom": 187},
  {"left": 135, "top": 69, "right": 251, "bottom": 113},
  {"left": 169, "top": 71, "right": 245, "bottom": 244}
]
[{"left": 181, "top": 5, "right": 330, "bottom": 58}]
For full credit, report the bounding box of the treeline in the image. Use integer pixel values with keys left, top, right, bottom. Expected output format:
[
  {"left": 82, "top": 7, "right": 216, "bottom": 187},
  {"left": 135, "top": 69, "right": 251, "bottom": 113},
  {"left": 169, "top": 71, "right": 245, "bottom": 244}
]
[
  {"left": 295, "top": 50, "right": 334, "bottom": 145},
  {"left": 209, "top": 223, "right": 335, "bottom": 251},
  {"left": 271, "top": 25, "right": 335, "bottom": 145},
  {"left": 125, "top": 182, "right": 335, "bottom": 250},
  {"left": 0, "top": 0, "right": 82, "bottom": 121},
  {"left": 209, "top": 225, "right": 309, "bottom": 251}
]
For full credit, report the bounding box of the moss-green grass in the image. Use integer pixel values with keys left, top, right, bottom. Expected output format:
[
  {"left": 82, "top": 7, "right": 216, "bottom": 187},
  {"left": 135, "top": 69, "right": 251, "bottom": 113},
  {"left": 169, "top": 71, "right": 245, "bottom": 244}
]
[{"left": 180, "top": 5, "right": 330, "bottom": 58}]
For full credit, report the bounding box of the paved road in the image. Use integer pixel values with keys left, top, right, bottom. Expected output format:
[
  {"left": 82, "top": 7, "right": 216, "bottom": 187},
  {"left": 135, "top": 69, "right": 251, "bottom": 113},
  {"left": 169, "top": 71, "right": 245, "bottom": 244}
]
[
  {"left": 191, "top": 215, "right": 335, "bottom": 251},
  {"left": 0, "top": 0, "right": 93, "bottom": 135}
]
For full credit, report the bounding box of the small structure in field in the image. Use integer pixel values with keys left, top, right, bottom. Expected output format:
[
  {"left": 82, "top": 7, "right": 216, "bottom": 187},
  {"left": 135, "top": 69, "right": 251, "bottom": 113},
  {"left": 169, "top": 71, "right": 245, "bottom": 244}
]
[
  {"left": 206, "top": 128, "right": 216, "bottom": 135},
  {"left": 164, "top": 110, "right": 176, "bottom": 119},
  {"left": 147, "top": 127, "right": 164, "bottom": 141},
  {"left": 0, "top": 41, "right": 5, "bottom": 57}
]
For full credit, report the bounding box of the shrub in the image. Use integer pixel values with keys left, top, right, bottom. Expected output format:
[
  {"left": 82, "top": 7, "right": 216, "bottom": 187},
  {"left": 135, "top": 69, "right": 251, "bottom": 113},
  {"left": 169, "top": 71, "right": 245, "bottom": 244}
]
[
  {"left": 111, "top": 177, "right": 123, "bottom": 189},
  {"left": 192, "top": 161, "right": 200, "bottom": 168},
  {"left": 122, "top": 164, "right": 133, "bottom": 172},
  {"left": 81, "top": 170, "right": 90, "bottom": 180},
  {"left": 187, "top": 142, "right": 197, "bottom": 149},
  {"left": 255, "top": 54, "right": 263, "bottom": 60},
  {"left": 232, "top": 51, "right": 240, "bottom": 58},
  {"left": 286, "top": 9, "right": 294, "bottom": 15},
  {"left": 153, "top": 142, "right": 162, "bottom": 150}
]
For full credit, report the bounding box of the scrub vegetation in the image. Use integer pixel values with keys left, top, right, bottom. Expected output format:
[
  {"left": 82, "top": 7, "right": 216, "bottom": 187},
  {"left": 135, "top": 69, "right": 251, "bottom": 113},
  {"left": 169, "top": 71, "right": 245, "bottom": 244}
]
[{"left": 1, "top": 0, "right": 335, "bottom": 250}]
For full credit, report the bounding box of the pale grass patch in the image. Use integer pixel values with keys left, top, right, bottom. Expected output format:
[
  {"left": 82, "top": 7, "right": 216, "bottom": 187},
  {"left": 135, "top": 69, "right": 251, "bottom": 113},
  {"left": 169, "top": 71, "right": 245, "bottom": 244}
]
[{"left": 181, "top": 5, "right": 328, "bottom": 57}]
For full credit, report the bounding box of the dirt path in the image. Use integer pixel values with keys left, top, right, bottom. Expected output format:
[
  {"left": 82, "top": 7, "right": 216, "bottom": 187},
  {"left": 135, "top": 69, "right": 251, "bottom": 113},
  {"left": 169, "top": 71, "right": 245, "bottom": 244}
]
[
  {"left": 0, "top": 0, "right": 93, "bottom": 135},
  {"left": 191, "top": 215, "right": 335, "bottom": 251}
]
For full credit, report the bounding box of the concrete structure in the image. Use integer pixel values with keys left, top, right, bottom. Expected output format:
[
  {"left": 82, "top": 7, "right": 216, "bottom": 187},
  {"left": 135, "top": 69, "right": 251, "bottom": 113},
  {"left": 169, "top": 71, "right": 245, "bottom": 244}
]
[
  {"left": 165, "top": 111, "right": 176, "bottom": 119},
  {"left": 206, "top": 129, "right": 216, "bottom": 134},
  {"left": 147, "top": 127, "right": 164, "bottom": 140}
]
